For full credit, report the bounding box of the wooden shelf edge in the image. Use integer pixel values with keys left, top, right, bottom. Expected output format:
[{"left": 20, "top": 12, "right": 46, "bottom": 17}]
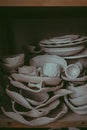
[
  {"left": 0, "top": 112, "right": 87, "bottom": 128},
  {"left": 0, "top": 0, "right": 87, "bottom": 6}
]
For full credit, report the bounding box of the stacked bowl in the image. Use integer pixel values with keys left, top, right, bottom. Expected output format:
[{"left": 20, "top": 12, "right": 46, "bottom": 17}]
[{"left": 39, "top": 35, "right": 87, "bottom": 57}]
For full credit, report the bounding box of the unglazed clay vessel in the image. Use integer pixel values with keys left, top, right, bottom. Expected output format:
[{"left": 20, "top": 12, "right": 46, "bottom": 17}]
[
  {"left": 18, "top": 66, "right": 38, "bottom": 76},
  {"left": 29, "top": 54, "right": 67, "bottom": 72},
  {"left": 40, "top": 35, "right": 79, "bottom": 44},
  {"left": 41, "top": 45, "right": 84, "bottom": 56},
  {"left": 64, "top": 95, "right": 87, "bottom": 115},
  {"left": 6, "top": 87, "right": 33, "bottom": 109},
  {"left": 1, "top": 103, "right": 68, "bottom": 126},
  {"left": 28, "top": 81, "right": 44, "bottom": 90},
  {"left": 11, "top": 98, "right": 60, "bottom": 117},
  {"left": 20, "top": 89, "right": 49, "bottom": 107},
  {"left": 65, "top": 62, "right": 83, "bottom": 79},
  {"left": 10, "top": 80, "right": 63, "bottom": 93},
  {"left": 0, "top": 53, "right": 24, "bottom": 71},
  {"left": 69, "top": 94, "right": 87, "bottom": 106},
  {"left": 39, "top": 35, "right": 87, "bottom": 47},
  {"left": 67, "top": 83, "right": 87, "bottom": 98},
  {"left": 61, "top": 72, "right": 87, "bottom": 82},
  {"left": 11, "top": 73, "right": 62, "bottom": 86}
]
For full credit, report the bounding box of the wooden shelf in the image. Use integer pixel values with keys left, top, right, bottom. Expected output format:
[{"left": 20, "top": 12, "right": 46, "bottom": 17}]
[
  {"left": 0, "top": 0, "right": 87, "bottom": 6},
  {"left": 0, "top": 111, "right": 87, "bottom": 128}
]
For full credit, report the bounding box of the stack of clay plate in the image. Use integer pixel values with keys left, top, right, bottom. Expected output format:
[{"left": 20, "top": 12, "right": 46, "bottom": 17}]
[{"left": 39, "top": 35, "right": 87, "bottom": 57}]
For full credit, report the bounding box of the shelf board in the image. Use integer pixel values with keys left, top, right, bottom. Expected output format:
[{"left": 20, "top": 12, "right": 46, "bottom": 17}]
[
  {"left": 0, "top": 111, "right": 87, "bottom": 128},
  {"left": 0, "top": 0, "right": 87, "bottom": 6}
]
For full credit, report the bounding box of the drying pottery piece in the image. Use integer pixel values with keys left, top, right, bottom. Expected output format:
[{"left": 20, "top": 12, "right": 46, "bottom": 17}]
[
  {"left": 1, "top": 103, "right": 68, "bottom": 126},
  {"left": 20, "top": 89, "right": 49, "bottom": 106},
  {"left": 43, "top": 63, "right": 61, "bottom": 77},
  {"left": 67, "top": 83, "right": 87, "bottom": 98},
  {"left": 53, "top": 88, "right": 73, "bottom": 95},
  {"left": 65, "top": 62, "right": 83, "bottom": 79},
  {"left": 40, "top": 35, "right": 79, "bottom": 45},
  {"left": 61, "top": 72, "right": 87, "bottom": 82},
  {"left": 12, "top": 98, "right": 60, "bottom": 117},
  {"left": 10, "top": 80, "right": 63, "bottom": 93},
  {"left": 29, "top": 55, "right": 67, "bottom": 71},
  {"left": 6, "top": 86, "right": 49, "bottom": 108},
  {"left": 69, "top": 94, "right": 87, "bottom": 106},
  {"left": 64, "top": 95, "right": 87, "bottom": 115},
  {"left": 35, "top": 88, "right": 72, "bottom": 109},
  {"left": 0, "top": 53, "right": 24, "bottom": 64},
  {"left": 6, "top": 87, "right": 33, "bottom": 109},
  {"left": 40, "top": 35, "right": 87, "bottom": 47},
  {"left": 20, "top": 87, "right": 71, "bottom": 108},
  {"left": 0, "top": 53, "right": 24, "bottom": 73},
  {"left": 64, "top": 47, "right": 87, "bottom": 59},
  {"left": 18, "top": 66, "right": 38, "bottom": 76},
  {"left": 41, "top": 45, "right": 84, "bottom": 56},
  {"left": 11, "top": 73, "right": 62, "bottom": 86},
  {"left": 28, "top": 81, "right": 44, "bottom": 90}
]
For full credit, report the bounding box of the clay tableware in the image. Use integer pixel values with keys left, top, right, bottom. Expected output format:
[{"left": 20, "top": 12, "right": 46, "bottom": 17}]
[
  {"left": 41, "top": 45, "right": 84, "bottom": 56},
  {"left": 69, "top": 94, "right": 87, "bottom": 106},
  {"left": 64, "top": 95, "right": 87, "bottom": 115},
  {"left": 11, "top": 73, "right": 62, "bottom": 86},
  {"left": 29, "top": 54, "right": 67, "bottom": 72},
  {"left": 67, "top": 83, "right": 87, "bottom": 98}
]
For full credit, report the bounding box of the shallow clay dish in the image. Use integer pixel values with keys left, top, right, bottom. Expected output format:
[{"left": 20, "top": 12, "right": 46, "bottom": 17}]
[
  {"left": 67, "top": 84, "right": 87, "bottom": 98},
  {"left": 69, "top": 94, "right": 87, "bottom": 106},
  {"left": 41, "top": 45, "right": 84, "bottom": 56},
  {"left": 64, "top": 95, "right": 87, "bottom": 115},
  {"left": 11, "top": 73, "right": 62, "bottom": 86},
  {"left": 29, "top": 55, "right": 67, "bottom": 71}
]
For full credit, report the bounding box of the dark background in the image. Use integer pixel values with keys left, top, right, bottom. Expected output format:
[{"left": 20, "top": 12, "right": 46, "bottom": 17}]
[{"left": 0, "top": 7, "right": 87, "bottom": 55}]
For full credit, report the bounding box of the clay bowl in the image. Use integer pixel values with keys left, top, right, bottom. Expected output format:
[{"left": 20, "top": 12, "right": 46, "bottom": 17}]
[
  {"left": 69, "top": 94, "right": 87, "bottom": 106},
  {"left": 18, "top": 66, "right": 37, "bottom": 76},
  {"left": 64, "top": 95, "right": 87, "bottom": 115},
  {"left": 65, "top": 64, "right": 81, "bottom": 79},
  {"left": 0, "top": 53, "right": 24, "bottom": 71},
  {"left": 61, "top": 72, "right": 87, "bottom": 82},
  {"left": 41, "top": 45, "right": 84, "bottom": 56},
  {"left": 11, "top": 73, "right": 62, "bottom": 86},
  {"left": 67, "top": 83, "right": 87, "bottom": 98},
  {"left": 29, "top": 54, "right": 67, "bottom": 72}
]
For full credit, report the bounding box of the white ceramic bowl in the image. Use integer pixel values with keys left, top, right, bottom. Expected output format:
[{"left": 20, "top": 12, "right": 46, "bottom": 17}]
[
  {"left": 64, "top": 95, "right": 87, "bottom": 115},
  {"left": 67, "top": 84, "right": 87, "bottom": 98},
  {"left": 41, "top": 45, "right": 84, "bottom": 56},
  {"left": 69, "top": 94, "right": 87, "bottom": 106}
]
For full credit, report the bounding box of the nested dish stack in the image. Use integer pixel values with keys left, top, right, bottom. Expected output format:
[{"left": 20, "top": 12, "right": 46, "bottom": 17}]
[
  {"left": 39, "top": 34, "right": 87, "bottom": 115},
  {"left": 39, "top": 35, "right": 87, "bottom": 57}
]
